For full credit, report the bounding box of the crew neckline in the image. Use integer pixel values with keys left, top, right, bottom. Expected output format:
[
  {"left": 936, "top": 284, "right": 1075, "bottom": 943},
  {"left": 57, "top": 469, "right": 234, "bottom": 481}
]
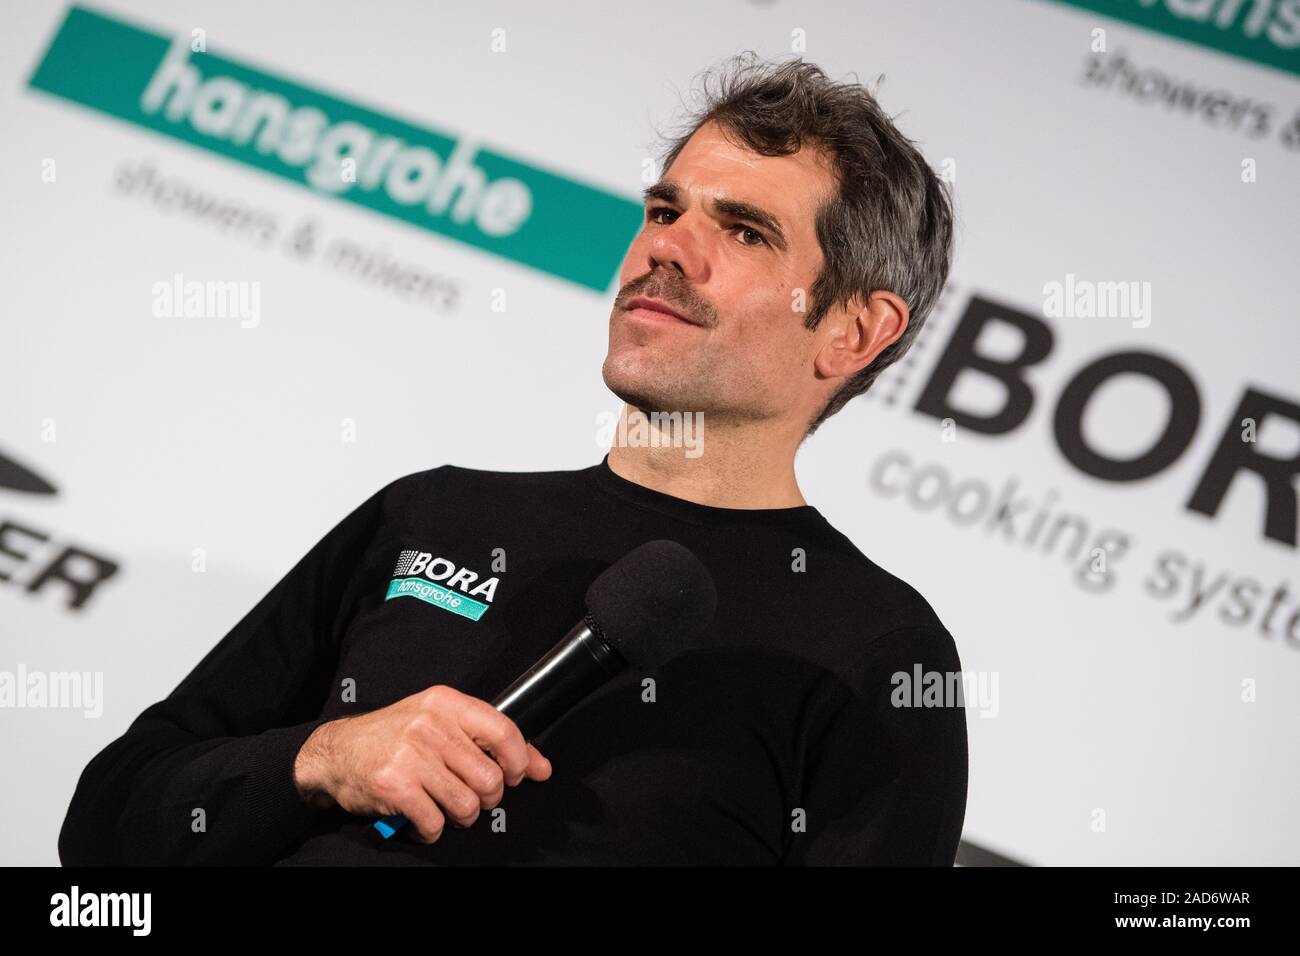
[{"left": 587, "top": 453, "right": 827, "bottom": 529}]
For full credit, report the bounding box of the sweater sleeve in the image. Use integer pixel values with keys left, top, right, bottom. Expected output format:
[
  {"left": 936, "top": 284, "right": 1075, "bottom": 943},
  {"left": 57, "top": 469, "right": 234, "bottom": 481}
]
[
  {"left": 57, "top": 476, "right": 403, "bottom": 866},
  {"left": 783, "top": 625, "right": 970, "bottom": 866}
]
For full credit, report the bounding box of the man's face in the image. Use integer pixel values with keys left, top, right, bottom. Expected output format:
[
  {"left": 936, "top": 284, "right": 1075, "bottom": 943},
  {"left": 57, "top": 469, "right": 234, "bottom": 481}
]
[{"left": 603, "top": 120, "right": 839, "bottom": 427}]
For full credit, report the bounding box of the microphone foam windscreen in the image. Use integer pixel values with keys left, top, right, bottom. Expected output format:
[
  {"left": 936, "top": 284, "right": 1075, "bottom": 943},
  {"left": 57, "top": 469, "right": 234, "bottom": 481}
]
[{"left": 584, "top": 539, "right": 717, "bottom": 671}]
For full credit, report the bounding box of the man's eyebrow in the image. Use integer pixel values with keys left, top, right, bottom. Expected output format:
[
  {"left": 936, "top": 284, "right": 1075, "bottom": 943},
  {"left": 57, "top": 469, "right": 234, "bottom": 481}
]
[{"left": 641, "top": 180, "right": 789, "bottom": 251}]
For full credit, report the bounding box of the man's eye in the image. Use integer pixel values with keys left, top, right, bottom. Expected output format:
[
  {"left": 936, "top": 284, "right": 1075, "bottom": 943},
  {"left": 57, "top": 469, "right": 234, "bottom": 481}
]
[{"left": 646, "top": 208, "right": 765, "bottom": 247}]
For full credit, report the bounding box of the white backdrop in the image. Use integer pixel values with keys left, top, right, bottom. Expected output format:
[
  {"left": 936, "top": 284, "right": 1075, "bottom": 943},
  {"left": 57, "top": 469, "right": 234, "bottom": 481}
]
[{"left": 3, "top": 0, "right": 1297, "bottom": 866}]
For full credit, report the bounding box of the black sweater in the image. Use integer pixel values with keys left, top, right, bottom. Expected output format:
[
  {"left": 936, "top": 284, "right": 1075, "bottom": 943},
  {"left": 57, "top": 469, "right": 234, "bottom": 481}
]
[{"left": 58, "top": 455, "right": 968, "bottom": 866}]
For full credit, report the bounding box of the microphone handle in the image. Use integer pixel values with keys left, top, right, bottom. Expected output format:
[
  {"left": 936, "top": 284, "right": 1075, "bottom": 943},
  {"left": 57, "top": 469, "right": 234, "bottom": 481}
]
[{"left": 372, "top": 617, "right": 623, "bottom": 840}]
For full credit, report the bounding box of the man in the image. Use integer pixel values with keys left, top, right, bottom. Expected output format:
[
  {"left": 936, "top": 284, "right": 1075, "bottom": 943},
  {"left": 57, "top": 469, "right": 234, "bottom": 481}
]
[{"left": 59, "top": 53, "right": 965, "bottom": 866}]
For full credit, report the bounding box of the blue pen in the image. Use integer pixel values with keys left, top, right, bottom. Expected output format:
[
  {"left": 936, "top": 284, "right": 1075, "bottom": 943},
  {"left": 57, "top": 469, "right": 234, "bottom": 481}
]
[{"left": 373, "top": 813, "right": 407, "bottom": 839}]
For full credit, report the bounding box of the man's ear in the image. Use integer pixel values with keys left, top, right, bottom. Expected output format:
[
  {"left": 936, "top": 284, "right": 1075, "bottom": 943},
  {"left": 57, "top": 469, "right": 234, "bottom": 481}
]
[{"left": 814, "top": 291, "right": 909, "bottom": 379}]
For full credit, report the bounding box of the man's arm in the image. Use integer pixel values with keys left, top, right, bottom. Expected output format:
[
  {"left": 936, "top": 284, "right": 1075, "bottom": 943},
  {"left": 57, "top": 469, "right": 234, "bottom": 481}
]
[
  {"left": 783, "top": 625, "right": 969, "bottom": 866},
  {"left": 57, "top": 474, "right": 410, "bottom": 866}
]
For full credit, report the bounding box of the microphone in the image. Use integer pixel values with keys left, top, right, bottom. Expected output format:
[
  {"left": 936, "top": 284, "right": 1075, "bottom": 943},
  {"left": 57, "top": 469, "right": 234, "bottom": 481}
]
[{"left": 372, "top": 538, "right": 717, "bottom": 840}]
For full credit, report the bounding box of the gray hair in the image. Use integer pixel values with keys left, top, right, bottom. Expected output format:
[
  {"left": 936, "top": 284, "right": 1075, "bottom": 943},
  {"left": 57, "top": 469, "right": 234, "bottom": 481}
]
[{"left": 654, "top": 53, "right": 955, "bottom": 436}]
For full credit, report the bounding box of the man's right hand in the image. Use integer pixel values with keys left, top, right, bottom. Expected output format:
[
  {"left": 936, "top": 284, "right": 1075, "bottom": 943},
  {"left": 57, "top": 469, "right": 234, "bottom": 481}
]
[{"left": 291, "top": 684, "right": 552, "bottom": 844}]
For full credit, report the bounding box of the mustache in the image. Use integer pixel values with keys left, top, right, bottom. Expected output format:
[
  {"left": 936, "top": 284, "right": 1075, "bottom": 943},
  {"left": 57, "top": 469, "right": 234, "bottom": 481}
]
[{"left": 616, "top": 276, "right": 715, "bottom": 327}]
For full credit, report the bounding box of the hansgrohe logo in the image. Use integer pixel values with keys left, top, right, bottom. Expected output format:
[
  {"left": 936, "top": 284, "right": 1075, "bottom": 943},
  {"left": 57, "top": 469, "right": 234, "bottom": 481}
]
[
  {"left": 385, "top": 549, "right": 499, "bottom": 622},
  {"left": 1044, "top": 0, "right": 1300, "bottom": 78},
  {"left": 140, "top": 38, "right": 531, "bottom": 234},
  {"left": 27, "top": 6, "right": 641, "bottom": 291}
]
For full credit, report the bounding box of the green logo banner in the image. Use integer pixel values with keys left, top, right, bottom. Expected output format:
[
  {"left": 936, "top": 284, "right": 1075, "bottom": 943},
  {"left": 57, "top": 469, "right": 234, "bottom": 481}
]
[
  {"left": 1043, "top": 0, "right": 1300, "bottom": 78},
  {"left": 27, "top": 5, "right": 642, "bottom": 291},
  {"left": 386, "top": 577, "right": 490, "bottom": 621}
]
